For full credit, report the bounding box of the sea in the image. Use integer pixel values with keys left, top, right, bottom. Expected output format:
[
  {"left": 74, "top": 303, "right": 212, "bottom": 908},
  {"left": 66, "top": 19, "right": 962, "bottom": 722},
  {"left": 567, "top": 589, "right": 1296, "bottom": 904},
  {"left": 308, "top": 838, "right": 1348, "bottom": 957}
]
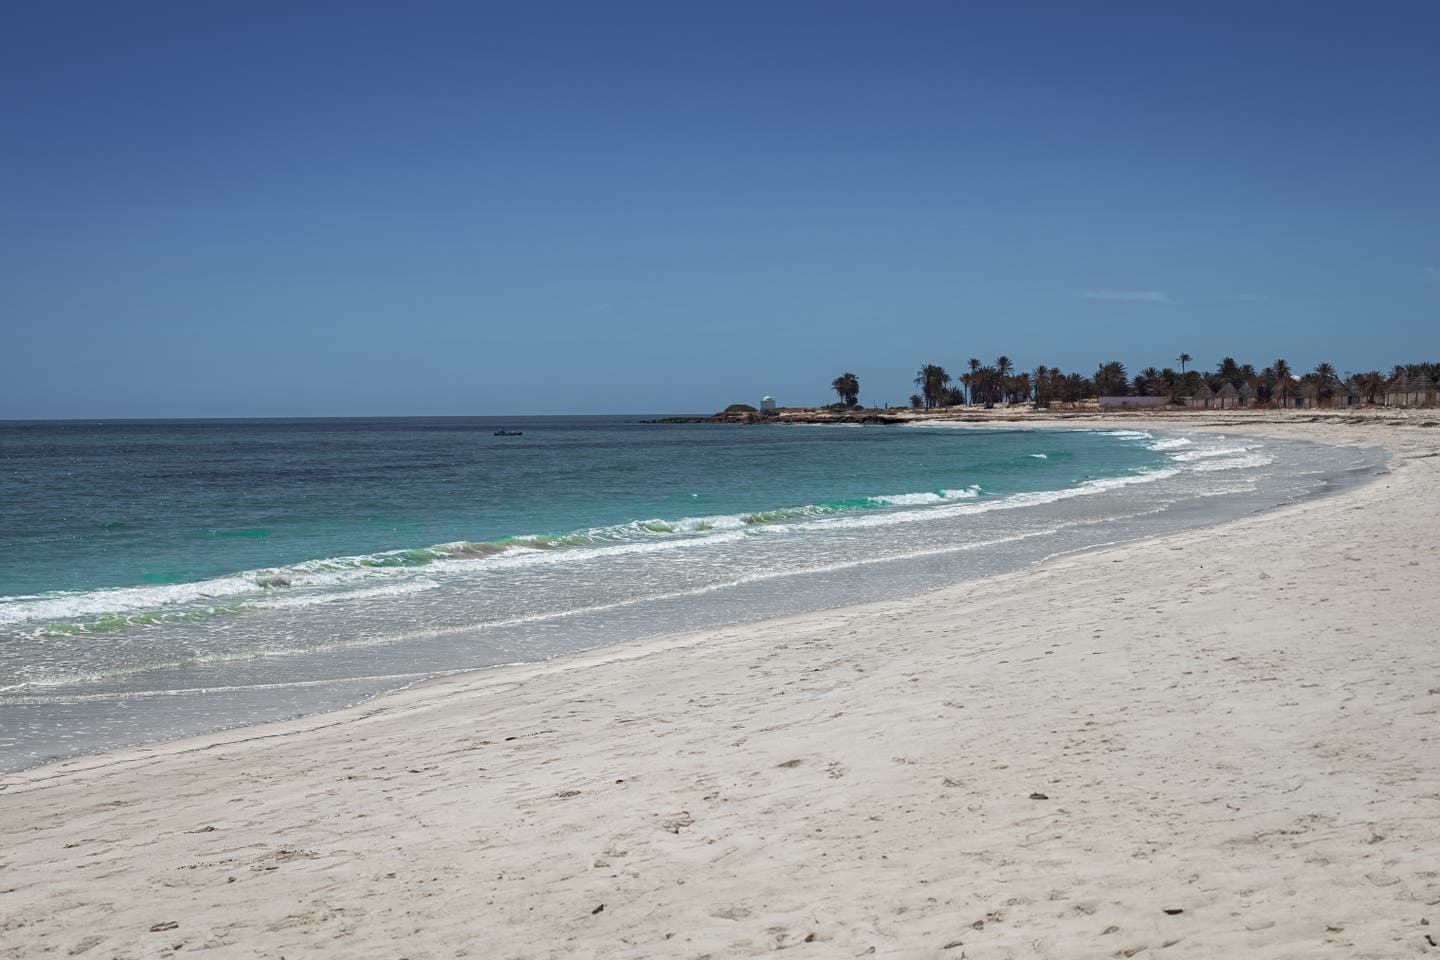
[{"left": 0, "top": 416, "right": 1385, "bottom": 773}]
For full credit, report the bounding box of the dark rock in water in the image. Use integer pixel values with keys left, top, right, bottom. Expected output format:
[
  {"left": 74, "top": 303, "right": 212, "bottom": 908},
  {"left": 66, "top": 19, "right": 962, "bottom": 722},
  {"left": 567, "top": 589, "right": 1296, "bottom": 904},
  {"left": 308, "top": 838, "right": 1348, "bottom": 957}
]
[
  {"left": 721, "top": 403, "right": 758, "bottom": 414},
  {"left": 258, "top": 577, "right": 290, "bottom": 589}
]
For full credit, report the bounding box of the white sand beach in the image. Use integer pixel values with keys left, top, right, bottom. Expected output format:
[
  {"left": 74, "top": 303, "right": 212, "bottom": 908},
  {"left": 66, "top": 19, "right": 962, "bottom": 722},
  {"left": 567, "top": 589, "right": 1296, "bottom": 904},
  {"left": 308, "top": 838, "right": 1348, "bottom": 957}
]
[{"left": 3, "top": 412, "right": 1438, "bottom": 959}]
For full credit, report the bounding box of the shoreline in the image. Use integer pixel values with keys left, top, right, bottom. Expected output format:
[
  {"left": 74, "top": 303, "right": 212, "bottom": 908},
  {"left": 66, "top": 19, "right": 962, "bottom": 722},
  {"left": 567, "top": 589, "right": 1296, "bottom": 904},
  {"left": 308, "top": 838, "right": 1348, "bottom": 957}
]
[
  {"left": 2, "top": 422, "right": 1373, "bottom": 793},
  {"left": 0, "top": 421, "right": 1372, "bottom": 778},
  {"left": 3, "top": 413, "right": 1437, "bottom": 957},
  {"left": 0, "top": 418, "right": 1388, "bottom": 789}
]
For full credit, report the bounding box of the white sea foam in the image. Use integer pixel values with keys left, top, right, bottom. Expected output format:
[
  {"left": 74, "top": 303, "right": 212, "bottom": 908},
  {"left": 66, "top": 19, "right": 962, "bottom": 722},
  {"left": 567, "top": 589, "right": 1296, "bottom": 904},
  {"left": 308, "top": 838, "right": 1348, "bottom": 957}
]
[
  {"left": 1171, "top": 446, "right": 1253, "bottom": 462},
  {"left": 0, "top": 576, "right": 260, "bottom": 628},
  {"left": 1028, "top": 453, "right": 1049, "bottom": 459},
  {"left": 871, "top": 486, "right": 981, "bottom": 506},
  {"left": 1187, "top": 454, "right": 1276, "bottom": 473},
  {"left": 1147, "top": 437, "right": 1194, "bottom": 451},
  {"left": 786, "top": 468, "right": 1181, "bottom": 535},
  {"left": 256, "top": 580, "right": 440, "bottom": 609},
  {"left": 0, "top": 467, "right": 1176, "bottom": 633}
]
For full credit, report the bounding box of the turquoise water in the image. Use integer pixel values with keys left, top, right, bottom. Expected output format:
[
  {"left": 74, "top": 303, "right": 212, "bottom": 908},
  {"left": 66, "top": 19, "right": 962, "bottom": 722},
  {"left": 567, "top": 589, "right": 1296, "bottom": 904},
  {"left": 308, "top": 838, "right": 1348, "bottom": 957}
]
[
  {"left": 0, "top": 417, "right": 1384, "bottom": 772},
  {"left": 1, "top": 416, "right": 1156, "bottom": 600}
]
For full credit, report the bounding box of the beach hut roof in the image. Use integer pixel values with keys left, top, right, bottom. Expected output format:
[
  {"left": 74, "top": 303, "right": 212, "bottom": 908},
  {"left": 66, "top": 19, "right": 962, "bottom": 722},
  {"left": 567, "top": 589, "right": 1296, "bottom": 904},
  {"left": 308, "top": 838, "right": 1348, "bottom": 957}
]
[
  {"left": 1238, "top": 382, "right": 1257, "bottom": 396},
  {"left": 1387, "top": 375, "right": 1435, "bottom": 394},
  {"left": 1193, "top": 383, "right": 1214, "bottom": 398},
  {"left": 1216, "top": 382, "right": 1240, "bottom": 398}
]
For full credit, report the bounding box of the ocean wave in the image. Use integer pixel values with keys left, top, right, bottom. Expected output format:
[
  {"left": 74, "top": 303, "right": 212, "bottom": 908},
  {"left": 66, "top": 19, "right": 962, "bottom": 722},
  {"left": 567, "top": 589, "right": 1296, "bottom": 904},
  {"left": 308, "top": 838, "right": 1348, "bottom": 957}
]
[
  {"left": 870, "top": 486, "right": 981, "bottom": 506},
  {"left": 1187, "top": 454, "right": 1276, "bottom": 473},
  {"left": 0, "top": 575, "right": 261, "bottom": 628},
  {"left": 1027, "top": 453, "right": 1049, "bottom": 459},
  {"left": 0, "top": 471, "right": 1175, "bottom": 634},
  {"left": 1147, "top": 437, "right": 1194, "bottom": 451},
  {"left": 3, "top": 518, "right": 1108, "bottom": 691},
  {"left": 772, "top": 468, "right": 1180, "bottom": 536},
  {"left": 1170, "top": 445, "right": 1254, "bottom": 462}
]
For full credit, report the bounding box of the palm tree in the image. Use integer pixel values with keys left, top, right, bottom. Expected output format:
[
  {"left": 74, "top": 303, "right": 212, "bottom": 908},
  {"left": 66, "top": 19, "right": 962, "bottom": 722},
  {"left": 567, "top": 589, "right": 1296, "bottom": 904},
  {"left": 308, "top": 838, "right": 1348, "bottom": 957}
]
[
  {"left": 1272, "top": 358, "right": 1293, "bottom": 407},
  {"left": 995, "top": 355, "right": 1013, "bottom": 403},
  {"left": 1313, "top": 362, "right": 1338, "bottom": 406},
  {"left": 1177, "top": 352, "right": 1192, "bottom": 374},
  {"left": 1011, "top": 372, "right": 1032, "bottom": 403},
  {"left": 966, "top": 358, "right": 981, "bottom": 404},
  {"left": 1066, "top": 371, "right": 1096, "bottom": 402},
  {"left": 1032, "top": 365, "right": 1050, "bottom": 406},
  {"left": 831, "top": 372, "right": 860, "bottom": 407},
  {"left": 913, "top": 364, "right": 951, "bottom": 409},
  {"left": 975, "top": 365, "right": 999, "bottom": 406},
  {"left": 1159, "top": 367, "right": 1180, "bottom": 401},
  {"left": 1134, "top": 366, "right": 1162, "bottom": 396},
  {"left": 1216, "top": 356, "right": 1241, "bottom": 386},
  {"left": 1356, "top": 370, "right": 1385, "bottom": 404},
  {"left": 1094, "top": 360, "right": 1129, "bottom": 397}
]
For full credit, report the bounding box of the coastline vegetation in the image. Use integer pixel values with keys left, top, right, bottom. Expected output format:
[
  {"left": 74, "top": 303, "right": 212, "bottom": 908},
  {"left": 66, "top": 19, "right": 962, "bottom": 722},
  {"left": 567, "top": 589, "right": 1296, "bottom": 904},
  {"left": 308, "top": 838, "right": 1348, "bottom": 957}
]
[{"left": 852, "top": 357, "right": 1440, "bottom": 411}]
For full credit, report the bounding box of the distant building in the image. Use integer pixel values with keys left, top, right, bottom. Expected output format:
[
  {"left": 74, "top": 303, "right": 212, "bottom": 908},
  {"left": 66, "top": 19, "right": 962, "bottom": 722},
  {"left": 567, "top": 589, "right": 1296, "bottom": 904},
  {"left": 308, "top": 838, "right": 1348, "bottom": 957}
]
[
  {"left": 1098, "top": 396, "right": 1166, "bottom": 409},
  {"left": 1385, "top": 375, "right": 1437, "bottom": 407},
  {"left": 1187, "top": 383, "right": 1215, "bottom": 408},
  {"left": 760, "top": 395, "right": 777, "bottom": 413},
  {"left": 1299, "top": 380, "right": 1358, "bottom": 408},
  {"left": 1215, "top": 382, "right": 1240, "bottom": 409}
]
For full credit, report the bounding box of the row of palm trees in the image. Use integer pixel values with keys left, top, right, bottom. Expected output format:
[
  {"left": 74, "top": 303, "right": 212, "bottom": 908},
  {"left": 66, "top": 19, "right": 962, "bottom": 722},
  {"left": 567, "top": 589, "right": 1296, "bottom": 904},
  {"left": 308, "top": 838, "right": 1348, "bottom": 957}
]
[
  {"left": 903, "top": 357, "right": 1113, "bottom": 408},
  {"left": 1127, "top": 357, "right": 1438, "bottom": 406},
  {"left": 828, "top": 357, "right": 1438, "bottom": 409}
]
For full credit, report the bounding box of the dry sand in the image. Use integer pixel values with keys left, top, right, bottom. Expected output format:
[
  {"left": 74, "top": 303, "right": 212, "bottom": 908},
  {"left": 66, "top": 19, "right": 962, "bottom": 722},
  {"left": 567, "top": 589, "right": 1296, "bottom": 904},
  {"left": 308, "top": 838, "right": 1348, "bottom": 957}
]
[{"left": 3, "top": 411, "right": 1438, "bottom": 959}]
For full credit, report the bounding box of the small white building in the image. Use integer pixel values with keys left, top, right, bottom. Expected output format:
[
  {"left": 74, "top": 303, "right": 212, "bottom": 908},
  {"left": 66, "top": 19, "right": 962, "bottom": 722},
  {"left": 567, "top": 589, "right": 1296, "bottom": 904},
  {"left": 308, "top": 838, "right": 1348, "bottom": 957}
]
[{"left": 760, "top": 396, "right": 777, "bottom": 412}]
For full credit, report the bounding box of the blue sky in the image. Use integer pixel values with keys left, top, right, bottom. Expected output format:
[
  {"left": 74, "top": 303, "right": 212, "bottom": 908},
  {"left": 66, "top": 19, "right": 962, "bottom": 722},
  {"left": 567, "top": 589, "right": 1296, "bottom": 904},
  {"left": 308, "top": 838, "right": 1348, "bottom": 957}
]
[{"left": 3, "top": 1, "right": 1437, "bottom": 417}]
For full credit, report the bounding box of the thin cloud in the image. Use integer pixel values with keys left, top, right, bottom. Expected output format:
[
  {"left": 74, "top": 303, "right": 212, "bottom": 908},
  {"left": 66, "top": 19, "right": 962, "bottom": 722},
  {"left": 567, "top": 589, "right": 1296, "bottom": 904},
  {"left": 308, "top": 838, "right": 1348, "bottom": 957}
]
[{"left": 1080, "top": 290, "right": 1175, "bottom": 304}]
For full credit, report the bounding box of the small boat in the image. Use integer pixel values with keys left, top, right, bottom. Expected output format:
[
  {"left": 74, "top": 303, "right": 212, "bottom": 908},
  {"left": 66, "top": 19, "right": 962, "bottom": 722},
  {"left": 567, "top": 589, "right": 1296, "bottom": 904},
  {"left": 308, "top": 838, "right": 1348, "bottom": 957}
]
[{"left": 493, "top": 429, "right": 523, "bottom": 437}]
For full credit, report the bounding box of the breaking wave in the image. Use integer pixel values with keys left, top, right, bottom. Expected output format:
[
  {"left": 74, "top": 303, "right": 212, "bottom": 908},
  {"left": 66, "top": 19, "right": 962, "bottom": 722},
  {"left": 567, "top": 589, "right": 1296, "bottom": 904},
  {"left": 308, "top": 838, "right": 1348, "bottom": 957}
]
[{"left": 2, "top": 472, "right": 1171, "bottom": 636}]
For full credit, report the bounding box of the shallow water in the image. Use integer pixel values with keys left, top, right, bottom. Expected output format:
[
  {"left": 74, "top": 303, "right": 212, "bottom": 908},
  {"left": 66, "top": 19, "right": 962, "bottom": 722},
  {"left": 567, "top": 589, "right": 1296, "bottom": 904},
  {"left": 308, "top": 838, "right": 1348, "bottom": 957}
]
[{"left": 0, "top": 417, "right": 1385, "bottom": 772}]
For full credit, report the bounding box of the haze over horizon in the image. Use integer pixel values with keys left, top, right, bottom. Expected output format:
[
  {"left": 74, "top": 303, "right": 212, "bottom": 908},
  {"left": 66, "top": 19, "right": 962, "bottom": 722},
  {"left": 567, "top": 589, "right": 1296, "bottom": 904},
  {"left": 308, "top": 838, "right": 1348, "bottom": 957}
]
[{"left": 3, "top": 2, "right": 1437, "bottom": 419}]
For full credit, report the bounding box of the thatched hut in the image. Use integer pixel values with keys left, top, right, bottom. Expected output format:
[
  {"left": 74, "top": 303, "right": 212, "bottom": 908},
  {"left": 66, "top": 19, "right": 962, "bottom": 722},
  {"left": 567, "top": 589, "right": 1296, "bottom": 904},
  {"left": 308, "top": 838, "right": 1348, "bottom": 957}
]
[
  {"left": 1187, "top": 383, "right": 1215, "bottom": 409},
  {"left": 1385, "top": 375, "right": 1437, "bottom": 407},
  {"left": 1215, "top": 382, "right": 1240, "bottom": 409}
]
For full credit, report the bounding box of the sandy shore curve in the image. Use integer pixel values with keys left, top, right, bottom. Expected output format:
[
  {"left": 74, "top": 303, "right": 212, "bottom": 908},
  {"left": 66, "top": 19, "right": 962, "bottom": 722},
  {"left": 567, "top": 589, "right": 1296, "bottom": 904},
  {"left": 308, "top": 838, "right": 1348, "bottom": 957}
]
[{"left": 3, "top": 411, "right": 1437, "bottom": 959}]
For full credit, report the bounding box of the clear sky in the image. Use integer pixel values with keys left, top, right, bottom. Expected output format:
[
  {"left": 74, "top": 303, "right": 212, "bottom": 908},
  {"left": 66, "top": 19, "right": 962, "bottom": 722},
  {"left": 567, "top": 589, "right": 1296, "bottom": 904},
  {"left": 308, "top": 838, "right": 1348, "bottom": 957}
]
[{"left": 3, "top": 1, "right": 1437, "bottom": 417}]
